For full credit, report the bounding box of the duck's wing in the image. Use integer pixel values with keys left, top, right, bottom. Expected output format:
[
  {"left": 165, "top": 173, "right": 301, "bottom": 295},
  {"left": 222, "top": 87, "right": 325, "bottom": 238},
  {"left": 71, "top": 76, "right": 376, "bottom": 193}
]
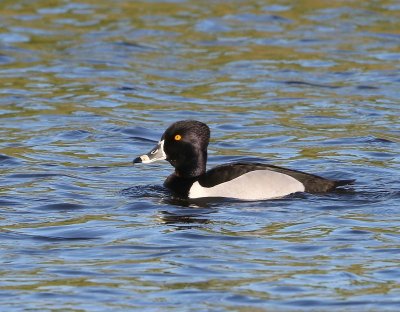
[{"left": 199, "top": 162, "right": 354, "bottom": 193}]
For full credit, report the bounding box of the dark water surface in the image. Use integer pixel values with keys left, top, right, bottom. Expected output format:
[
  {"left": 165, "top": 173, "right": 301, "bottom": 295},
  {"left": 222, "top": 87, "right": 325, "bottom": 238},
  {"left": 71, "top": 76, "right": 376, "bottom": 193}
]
[{"left": 1, "top": 0, "right": 400, "bottom": 311}]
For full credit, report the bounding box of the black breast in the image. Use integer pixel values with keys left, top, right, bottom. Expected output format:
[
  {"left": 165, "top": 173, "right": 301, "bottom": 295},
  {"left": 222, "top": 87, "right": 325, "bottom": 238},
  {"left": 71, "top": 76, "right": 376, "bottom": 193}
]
[{"left": 164, "top": 173, "right": 197, "bottom": 198}]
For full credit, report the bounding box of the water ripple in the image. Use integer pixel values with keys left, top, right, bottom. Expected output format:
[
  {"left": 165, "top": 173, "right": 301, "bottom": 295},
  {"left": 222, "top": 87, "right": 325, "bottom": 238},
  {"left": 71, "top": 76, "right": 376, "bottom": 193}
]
[{"left": 0, "top": 0, "right": 399, "bottom": 311}]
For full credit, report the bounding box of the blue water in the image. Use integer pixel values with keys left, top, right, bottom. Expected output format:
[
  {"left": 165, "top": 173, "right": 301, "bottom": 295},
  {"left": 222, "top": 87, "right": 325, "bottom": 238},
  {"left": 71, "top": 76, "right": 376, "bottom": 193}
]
[{"left": 1, "top": 1, "right": 399, "bottom": 311}]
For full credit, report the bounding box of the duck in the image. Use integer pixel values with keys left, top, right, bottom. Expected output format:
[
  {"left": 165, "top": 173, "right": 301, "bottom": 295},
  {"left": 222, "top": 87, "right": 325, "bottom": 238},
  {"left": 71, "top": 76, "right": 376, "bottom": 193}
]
[{"left": 133, "top": 120, "right": 354, "bottom": 201}]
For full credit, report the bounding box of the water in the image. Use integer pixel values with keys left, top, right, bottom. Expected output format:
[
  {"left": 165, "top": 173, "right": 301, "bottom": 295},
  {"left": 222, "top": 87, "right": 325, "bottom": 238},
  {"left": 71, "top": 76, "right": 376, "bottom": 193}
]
[{"left": 1, "top": 0, "right": 399, "bottom": 310}]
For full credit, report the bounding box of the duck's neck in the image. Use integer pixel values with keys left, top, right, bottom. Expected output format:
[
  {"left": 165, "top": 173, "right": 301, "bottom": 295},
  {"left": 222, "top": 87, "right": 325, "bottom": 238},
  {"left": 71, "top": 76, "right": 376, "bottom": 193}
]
[{"left": 175, "top": 150, "right": 207, "bottom": 178}]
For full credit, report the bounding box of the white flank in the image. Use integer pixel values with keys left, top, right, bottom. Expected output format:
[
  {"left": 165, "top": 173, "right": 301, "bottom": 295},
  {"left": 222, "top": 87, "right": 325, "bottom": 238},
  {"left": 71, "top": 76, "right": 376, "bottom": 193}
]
[{"left": 189, "top": 170, "right": 305, "bottom": 200}]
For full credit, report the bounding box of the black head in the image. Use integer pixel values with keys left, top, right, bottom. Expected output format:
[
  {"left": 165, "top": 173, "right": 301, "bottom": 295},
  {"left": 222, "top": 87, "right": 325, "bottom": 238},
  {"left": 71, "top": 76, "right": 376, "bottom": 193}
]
[
  {"left": 162, "top": 120, "right": 210, "bottom": 177},
  {"left": 134, "top": 120, "right": 210, "bottom": 178}
]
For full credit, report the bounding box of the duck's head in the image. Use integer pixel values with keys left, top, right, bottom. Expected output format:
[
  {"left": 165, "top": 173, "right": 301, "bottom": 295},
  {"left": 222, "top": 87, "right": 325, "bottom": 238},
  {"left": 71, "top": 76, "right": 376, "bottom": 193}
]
[{"left": 133, "top": 120, "right": 210, "bottom": 178}]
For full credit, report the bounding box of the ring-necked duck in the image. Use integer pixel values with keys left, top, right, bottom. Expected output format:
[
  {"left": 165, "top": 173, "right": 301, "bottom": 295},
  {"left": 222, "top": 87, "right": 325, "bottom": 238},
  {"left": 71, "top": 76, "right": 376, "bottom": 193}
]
[{"left": 133, "top": 120, "right": 354, "bottom": 200}]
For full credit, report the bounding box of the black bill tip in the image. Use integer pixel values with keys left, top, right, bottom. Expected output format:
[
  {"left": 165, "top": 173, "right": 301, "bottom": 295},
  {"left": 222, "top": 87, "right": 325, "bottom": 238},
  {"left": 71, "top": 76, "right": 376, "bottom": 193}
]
[{"left": 133, "top": 157, "right": 142, "bottom": 164}]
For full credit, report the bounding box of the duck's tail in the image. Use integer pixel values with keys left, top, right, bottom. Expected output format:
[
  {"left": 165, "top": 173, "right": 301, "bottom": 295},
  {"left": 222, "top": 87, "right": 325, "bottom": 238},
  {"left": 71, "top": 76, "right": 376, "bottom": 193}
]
[{"left": 333, "top": 179, "right": 356, "bottom": 188}]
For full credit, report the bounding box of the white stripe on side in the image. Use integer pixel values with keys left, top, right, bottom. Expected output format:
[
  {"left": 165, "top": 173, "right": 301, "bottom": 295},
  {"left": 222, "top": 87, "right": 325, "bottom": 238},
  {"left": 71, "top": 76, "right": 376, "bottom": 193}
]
[{"left": 189, "top": 169, "right": 305, "bottom": 200}]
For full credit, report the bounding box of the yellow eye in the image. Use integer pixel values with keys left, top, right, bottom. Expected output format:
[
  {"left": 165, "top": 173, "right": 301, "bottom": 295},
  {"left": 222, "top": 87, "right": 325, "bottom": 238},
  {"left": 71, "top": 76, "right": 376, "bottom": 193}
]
[{"left": 174, "top": 134, "right": 182, "bottom": 141}]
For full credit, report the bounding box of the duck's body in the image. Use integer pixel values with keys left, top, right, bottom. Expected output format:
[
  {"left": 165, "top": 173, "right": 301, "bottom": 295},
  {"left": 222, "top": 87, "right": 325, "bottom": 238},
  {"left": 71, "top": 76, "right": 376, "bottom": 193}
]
[{"left": 134, "top": 120, "right": 354, "bottom": 201}]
